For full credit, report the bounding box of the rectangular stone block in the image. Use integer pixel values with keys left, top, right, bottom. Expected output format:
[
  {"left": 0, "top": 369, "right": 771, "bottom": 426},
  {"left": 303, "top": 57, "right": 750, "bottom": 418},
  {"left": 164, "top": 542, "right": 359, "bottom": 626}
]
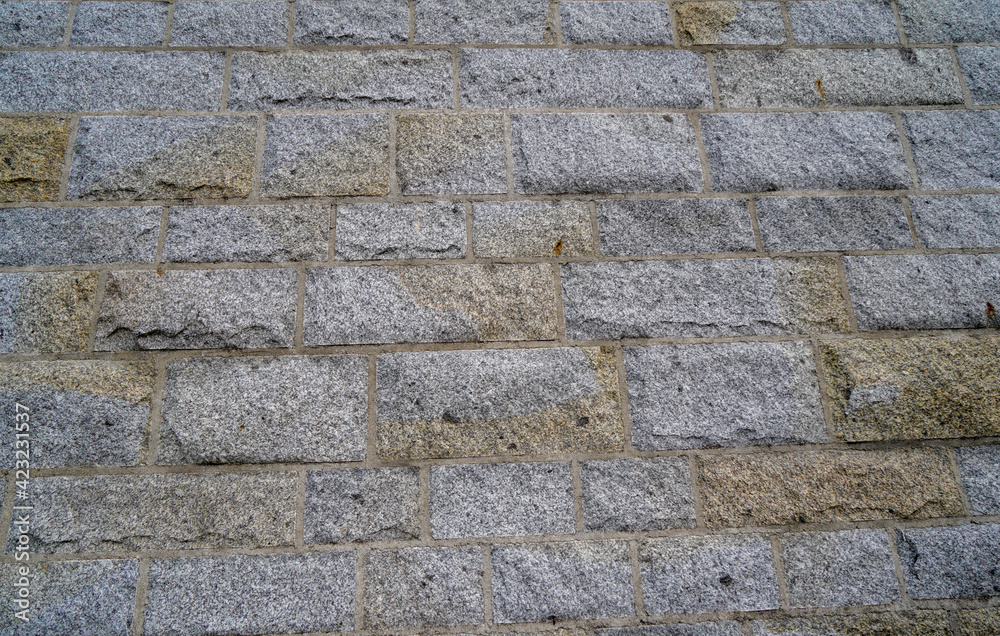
[
  {"left": 170, "top": 0, "right": 287, "bottom": 46},
  {"left": 903, "top": 110, "right": 1000, "bottom": 190},
  {"left": 305, "top": 467, "right": 420, "bottom": 544},
  {"left": 295, "top": 0, "right": 409, "bottom": 44},
  {"left": 70, "top": 1, "right": 167, "bottom": 46},
  {"left": 11, "top": 471, "right": 297, "bottom": 552},
  {"left": 376, "top": 347, "right": 624, "bottom": 459},
  {"left": 337, "top": 202, "right": 465, "bottom": 260},
  {"left": 462, "top": 50, "right": 712, "bottom": 108},
  {"left": 752, "top": 612, "right": 952, "bottom": 636},
  {"left": 492, "top": 541, "right": 634, "bottom": 623},
  {"left": 599, "top": 624, "right": 743, "bottom": 636},
  {"left": 789, "top": 0, "right": 899, "bottom": 44},
  {"left": 68, "top": 116, "right": 256, "bottom": 201},
  {"left": 897, "top": 524, "right": 1000, "bottom": 599},
  {"left": 702, "top": 112, "right": 911, "bottom": 192},
  {"left": 397, "top": 113, "right": 506, "bottom": 195},
  {"left": 597, "top": 198, "right": 754, "bottom": 256},
  {"left": 698, "top": 449, "right": 964, "bottom": 528},
  {"left": 415, "top": 0, "right": 552, "bottom": 43},
  {"left": 0, "top": 0, "right": 67, "bottom": 45},
  {"left": 897, "top": 0, "right": 1000, "bottom": 42},
  {"left": 958, "top": 47, "right": 1000, "bottom": 104},
  {"left": 0, "top": 360, "right": 153, "bottom": 468},
  {"left": 474, "top": 201, "right": 595, "bottom": 258},
  {"left": 960, "top": 608, "right": 1000, "bottom": 636},
  {"left": 674, "top": 1, "right": 785, "bottom": 44},
  {"left": 159, "top": 355, "right": 367, "bottom": 465},
  {"left": 581, "top": 458, "right": 695, "bottom": 532},
  {"left": 640, "top": 535, "right": 779, "bottom": 614},
  {"left": 145, "top": 553, "right": 355, "bottom": 635},
  {"left": 755, "top": 196, "right": 912, "bottom": 251},
  {"left": 844, "top": 254, "right": 1000, "bottom": 330},
  {"left": 957, "top": 446, "right": 1000, "bottom": 515},
  {"left": 820, "top": 336, "right": 1000, "bottom": 442},
  {"left": 0, "top": 117, "right": 70, "bottom": 203},
  {"left": 626, "top": 342, "right": 826, "bottom": 451},
  {"left": 95, "top": 268, "right": 297, "bottom": 351},
  {"left": 562, "top": 258, "right": 849, "bottom": 339},
  {"left": 911, "top": 194, "right": 1000, "bottom": 247},
  {"left": 229, "top": 50, "right": 452, "bottom": 110},
  {"left": 561, "top": 1, "right": 672, "bottom": 44},
  {"left": 0, "top": 271, "right": 98, "bottom": 353},
  {"left": 304, "top": 264, "right": 556, "bottom": 345}
]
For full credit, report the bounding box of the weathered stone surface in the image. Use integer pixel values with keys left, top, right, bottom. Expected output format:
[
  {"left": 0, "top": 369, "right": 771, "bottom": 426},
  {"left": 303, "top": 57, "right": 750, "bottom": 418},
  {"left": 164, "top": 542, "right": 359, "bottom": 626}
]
[
  {"left": 897, "top": 0, "right": 1000, "bottom": 42},
  {"left": 375, "top": 347, "right": 624, "bottom": 459},
  {"left": 756, "top": 196, "right": 912, "bottom": 251},
  {"left": 0, "top": 560, "right": 137, "bottom": 636},
  {"left": 415, "top": 0, "right": 552, "bottom": 43},
  {"left": 159, "top": 355, "right": 367, "bottom": 465},
  {"left": 513, "top": 114, "right": 704, "bottom": 194},
  {"left": 0, "top": 52, "right": 224, "bottom": 112},
  {"left": 474, "top": 201, "right": 595, "bottom": 258},
  {"left": 305, "top": 468, "right": 420, "bottom": 544},
  {"left": 365, "top": 547, "right": 484, "bottom": 628},
  {"left": 599, "top": 624, "right": 743, "bottom": 636},
  {"left": 820, "top": 336, "right": 1000, "bottom": 442},
  {"left": 903, "top": 110, "right": 1000, "bottom": 190},
  {"left": 698, "top": 449, "right": 964, "bottom": 528},
  {"left": 304, "top": 264, "right": 556, "bottom": 345},
  {"left": 0, "top": 207, "right": 160, "bottom": 266},
  {"left": 397, "top": 113, "right": 506, "bottom": 195},
  {"left": 170, "top": 0, "right": 287, "bottom": 46},
  {"left": 229, "top": 50, "right": 452, "bottom": 110},
  {"left": 674, "top": 1, "right": 785, "bottom": 45},
  {"left": 780, "top": 529, "right": 900, "bottom": 608},
  {"left": 164, "top": 205, "right": 329, "bottom": 263},
  {"left": 71, "top": 1, "right": 167, "bottom": 46},
  {"left": 0, "top": 0, "right": 68, "bottom": 45},
  {"left": 95, "top": 268, "right": 297, "bottom": 351},
  {"left": 492, "top": 541, "right": 634, "bottom": 623},
  {"left": 295, "top": 0, "right": 409, "bottom": 44},
  {"left": 910, "top": 194, "right": 1000, "bottom": 247},
  {"left": 68, "top": 116, "right": 256, "bottom": 200},
  {"left": 430, "top": 462, "right": 574, "bottom": 538},
  {"left": 581, "top": 458, "right": 695, "bottom": 532},
  {"left": 958, "top": 47, "right": 1000, "bottom": 103},
  {"left": 560, "top": 1, "right": 673, "bottom": 44},
  {"left": 0, "top": 272, "right": 98, "bottom": 353},
  {"left": 562, "top": 258, "right": 850, "bottom": 339},
  {"left": 10, "top": 472, "right": 297, "bottom": 552},
  {"left": 789, "top": 0, "right": 899, "bottom": 44},
  {"left": 897, "top": 524, "right": 1000, "bottom": 599},
  {"left": 626, "top": 342, "right": 827, "bottom": 450},
  {"left": 262, "top": 114, "right": 389, "bottom": 198},
  {"left": 960, "top": 608, "right": 1000, "bottom": 636},
  {"left": 0, "top": 117, "right": 70, "bottom": 203},
  {"left": 752, "top": 612, "right": 952, "bottom": 636},
  {"left": 337, "top": 202, "right": 465, "bottom": 260},
  {"left": 844, "top": 254, "right": 1000, "bottom": 330},
  {"left": 0, "top": 360, "right": 153, "bottom": 468},
  {"left": 640, "top": 535, "right": 779, "bottom": 614},
  {"left": 597, "top": 198, "right": 754, "bottom": 256},
  {"left": 145, "top": 553, "right": 355, "bottom": 635},
  {"left": 958, "top": 446, "right": 1000, "bottom": 515},
  {"left": 462, "top": 50, "right": 712, "bottom": 108},
  {"left": 702, "top": 112, "right": 911, "bottom": 192}
]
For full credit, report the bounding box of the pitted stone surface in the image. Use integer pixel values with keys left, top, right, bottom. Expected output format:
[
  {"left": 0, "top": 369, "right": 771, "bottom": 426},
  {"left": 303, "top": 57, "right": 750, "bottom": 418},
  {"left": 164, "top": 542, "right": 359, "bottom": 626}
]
[
  {"left": 0, "top": 271, "right": 97, "bottom": 353},
  {"left": 295, "top": 0, "right": 409, "bottom": 45},
  {"left": 170, "top": 0, "right": 288, "bottom": 46},
  {"left": 903, "top": 110, "right": 1000, "bottom": 190},
  {"left": 958, "top": 47, "right": 1000, "bottom": 103},
  {"left": 910, "top": 194, "right": 1000, "bottom": 247},
  {"left": 337, "top": 202, "right": 466, "bottom": 260},
  {"left": 70, "top": 1, "right": 167, "bottom": 46},
  {"left": 0, "top": 0, "right": 68, "bottom": 45},
  {"left": 397, "top": 113, "right": 506, "bottom": 195},
  {"left": 597, "top": 198, "right": 755, "bottom": 256},
  {"left": 474, "top": 201, "right": 595, "bottom": 258},
  {"left": 561, "top": 1, "right": 673, "bottom": 44},
  {"left": 897, "top": 524, "right": 1000, "bottom": 599},
  {"left": 755, "top": 196, "right": 912, "bottom": 251},
  {"left": 674, "top": 1, "right": 785, "bottom": 45},
  {"left": 581, "top": 458, "right": 696, "bottom": 532},
  {"left": 0, "top": 117, "right": 70, "bottom": 203},
  {"left": 789, "top": 0, "right": 899, "bottom": 44},
  {"left": 752, "top": 612, "right": 952, "bottom": 636},
  {"left": 957, "top": 446, "right": 1000, "bottom": 515},
  {"left": 305, "top": 467, "right": 421, "bottom": 544},
  {"left": 897, "top": 0, "right": 1000, "bottom": 42},
  {"left": 414, "top": 0, "right": 552, "bottom": 43}
]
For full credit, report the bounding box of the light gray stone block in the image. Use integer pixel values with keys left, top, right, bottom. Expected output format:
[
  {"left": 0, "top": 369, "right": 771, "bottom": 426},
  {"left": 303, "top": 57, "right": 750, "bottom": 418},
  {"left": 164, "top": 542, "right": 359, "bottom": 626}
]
[
  {"left": 957, "top": 446, "right": 1000, "bottom": 515},
  {"left": 397, "top": 113, "right": 506, "bottom": 195},
  {"left": 71, "top": 1, "right": 167, "bottom": 46},
  {"left": 581, "top": 458, "right": 696, "bottom": 531},
  {"left": 789, "top": 0, "right": 899, "bottom": 44},
  {"left": 598, "top": 624, "right": 743, "bottom": 636},
  {"left": 755, "top": 196, "right": 912, "bottom": 251},
  {"left": 903, "top": 110, "right": 1000, "bottom": 190},
  {"left": 897, "top": 524, "right": 1000, "bottom": 599},
  {"left": 0, "top": 0, "right": 68, "bottom": 45},
  {"left": 909, "top": 194, "right": 1000, "bottom": 247},
  {"left": 474, "top": 201, "right": 595, "bottom": 258},
  {"left": 295, "top": 0, "right": 409, "bottom": 44},
  {"left": 305, "top": 468, "right": 421, "bottom": 544},
  {"left": 674, "top": 1, "right": 785, "bottom": 45},
  {"left": 336, "top": 202, "right": 466, "bottom": 260},
  {"left": 897, "top": 0, "right": 1000, "bottom": 42},
  {"left": 597, "top": 198, "right": 754, "bottom": 256},
  {"left": 0, "top": 271, "right": 98, "bottom": 353},
  {"left": 560, "top": 1, "right": 673, "bottom": 44},
  {"left": 170, "top": 0, "right": 288, "bottom": 46},
  {"left": 958, "top": 47, "right": 1000, "bottom": 104},
  {"left": 415, "top": 0, "right": 551, "bottom": 43}
]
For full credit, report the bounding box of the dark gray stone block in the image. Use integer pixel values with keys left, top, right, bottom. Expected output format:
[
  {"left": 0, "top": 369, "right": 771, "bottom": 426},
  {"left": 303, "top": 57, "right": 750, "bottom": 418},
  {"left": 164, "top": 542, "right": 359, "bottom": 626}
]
[
  {"left": 0, "top": 1, "right": 68, "bottom": 45},
  {"left": 897, "top": 524, "right": 1000, "bottom": 599},
  {"left": 897, "top": 0, "right": 1000, "bottom": 42},
  {"left": 305, "top": 468, "right": 421, "bottom": 544},
  {"left": 415, "top": 0, "right": 551, "bottom": 43},
  {"left": 295, "top": 0, "right": 409, "bottom": 45},
  {"left": 958, "top": 47, "right": 1000, "bottom": 103},
  {"left": 957, "top": 446, "right": 1000, "bottom": 515},
  {"left": 336, "top": 202, "right": 466, "bottom": 260},
  {"left": 903, "top": 110, "right": 1000, "bottom": 190},
  {"left": 789, "top": 0, "right": 899, "bottom": 43},
  {"left": 909, "top": 194, "right": 1000, "bottom": 247},
  {"left": 560, "top": 1, "right": 673, "bottom": 44},
  {"left": 581, "top": 458, "right": 696, "bottom": 531},
  {"left": 597, "top": 198, "right": 755, "bottom": 256},
  {"left": 71, "top": 1, "right": 167, "bottom": 46},
  {"left": 170, "top": 0, "right": 288, "bottom": 46},
  {"left": 755, "top": 196, "right": 912, "bottom": 251}
]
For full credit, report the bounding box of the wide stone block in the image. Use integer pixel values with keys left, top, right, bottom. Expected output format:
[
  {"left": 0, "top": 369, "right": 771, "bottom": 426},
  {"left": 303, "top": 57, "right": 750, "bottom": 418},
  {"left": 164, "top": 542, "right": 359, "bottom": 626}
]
[
  {"left": 0, "top": 1, "right": 68, "bottom": 45},
  {"left": 910, "top": 194, "right": 1000, "bottom": 247},
  {"left": 397, "top": 113, "right": 506, "bottom": 195},
  {"left": 597, "top": 198, "right": 754, "bottom": 256},
  {"left": 789, "top": 0, "right": 899, "bottom": 44},
  {"left": 71, "top": 1, "right": 167, "bottom": 46},
  {"left": 903, "top": 110, "right": 1000, "bottom": 190},
  {"left": 599, "top": 624, "right": 743, "bottom": 636},
  {"left": 0, "top": 117, "right": 70, "bottom": 203},
  {"left": 897, "top": 0, "right": 1000, "bottom": 42},
  {"left": 957, "top": 446, "right": 1000, "bottom": 515},
  {"left": 170, "top": 0, "right": 288, "bottom": 46},
  {"left": 295, "top": 0, "right": 409, "bottom": 45},
  {"left": 752, "top": 612, "right": 952, "bottom": 636},
  {"left": 674, "top": 1, "right": 785, "bottom": 44},
  {"left": 414, "top": 0, "right": 552, "bottom": 43},
  {"left": 305, "top": 467, "right": 421, "bottom": 544},
  {"left": 755, "top": 196, "right": 912, "bottom": 251},
  {"left": 897, "top": 524, "right": 1000, "bottom": 599},
  {"left": 581, "top": 458, "right": 696, "bottom": 532},
  {"left": 0, "top": 271, "right": 97, "bottom": 353},
  {"left": 560, "top": 1, "right": 673, "bottom": 44},
  {"left": 336, "top": 202, "right": 465, "bottom": 260},
  {"left": 958, "top": 47, "right": 1000, "bottom": 103},
  {"left": 474, "top": 201, "right": 595, "bottom": 258}
]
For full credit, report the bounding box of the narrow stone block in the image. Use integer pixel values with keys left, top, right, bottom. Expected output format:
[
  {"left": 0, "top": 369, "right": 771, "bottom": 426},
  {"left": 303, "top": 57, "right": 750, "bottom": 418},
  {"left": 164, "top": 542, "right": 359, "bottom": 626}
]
[
  {"left": 957, "top": 446, "right": 1000, "bottom": 515},
  {"left": 597, "top": 198, "right": 754, "bottom": 256},
  {"left": 560, "top": 1, "right": 673, "bottom": 44},
  {"left": 0, "top": 1, "right": 67, "bottom": 45},
  {"left": 0, "top": 117, "right": 70, "bottom": 203},
  {"left": 295, "top": 0, "right": 409, "bottom": 44},
  {"left": 305, "top": 467, "right": 421, "bottom": 544},
  {"left": 414, "top": 0, "right": 552, "bottom": 43},
  {"left": 958, "top": 47, "right": 1000, "bottom": 104},
  {"left": 397, "top": 113, "right": 506, "bottom": 195},
  {"left": 474, "top": 201, "right": 595, "bottom": 258},
  {"left": 897, "top": 524, "right": 1000, "bottom": 599},
  {"left": 71, "top": 1, "right": 167, "bottom": 46},
  {"left": 910, "top": 194, "right": 1000, "bottom": 247},
  {"left": 897, "top": 0, "right": 1000, "bottom": 42},
  {"left": 0, "top": 272, "right": 97, "bottom": 353},
  {"left": 581, "top": 458, "right": 695, "bottom": 532},
  {"left": 903, "top": 110, "right": 1000, "bottom": 190},
  {"left": 170, "top": 0, "right": 287, "bottom": 46},
  {"left": 337, "top": 202, "right": 465, "bottom": 260},
  {"left": 789, "top": 0, "right": 899, "bottom": 43},
  {"left": 752, "top": 612, "right": 952, "bottom": 636},
  {"left": 598, "top": 624, "right": 743, "bottom": 636},
  {"left": 674, "top": 1, "right": 785, "bottom": 45},
  {"left": 960, "top": 608, "right": 1000, "bottom": 636},
  {"left": 755, "top": 196, "right": 912, "bottom": 251}
]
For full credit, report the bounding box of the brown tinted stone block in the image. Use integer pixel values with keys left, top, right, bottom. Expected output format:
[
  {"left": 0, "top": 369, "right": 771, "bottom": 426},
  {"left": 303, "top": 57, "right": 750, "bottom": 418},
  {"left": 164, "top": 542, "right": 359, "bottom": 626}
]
[{"left": 0, "top": 117, "right": 70, "bottom": 203}]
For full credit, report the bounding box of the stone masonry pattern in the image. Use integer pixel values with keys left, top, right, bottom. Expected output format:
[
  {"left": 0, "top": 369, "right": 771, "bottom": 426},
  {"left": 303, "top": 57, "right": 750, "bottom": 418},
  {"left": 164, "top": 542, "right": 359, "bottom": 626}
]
[{"left": 0, "top": 0, "right": 999, "bottom": 634}]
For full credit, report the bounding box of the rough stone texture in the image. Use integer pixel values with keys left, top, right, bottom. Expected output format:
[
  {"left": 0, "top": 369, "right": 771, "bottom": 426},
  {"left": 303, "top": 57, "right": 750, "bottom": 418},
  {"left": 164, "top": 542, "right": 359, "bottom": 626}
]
[
  {"left": 95, "top": 268, "right": 297, "bottom": 351},
  {"left": 751, "top": 612, "right": 952, "bottom": 636},
  {"left": 910, "top": 194, "right": 1000, "bottom": 247},
  {"left": 376, "top": 347, "right": 624, "bottom": 459},
  {"left": 820, "top": 336, "right": 1000, "bottom": 442},
  {"left": 474, "top": 201, "right": 595, "bottom": 258},
  {"left": 0, "top": 0, "right": 68, "bottom": 45},
  {"left": 0, "top": 206, "right": 160, "bottom": 266},
  {"left": 491, "top": 541, "right": 634, "bottom": 623},
  {"left": 626, "top": 342, "right": 827, "bottom": 450},
  {"left": 229, "top": 50, "right": 452, "bottom": 110},
  {"left": 170, "top": 0, "right": 287, "bottom": 46},
  {"left": 0, "top": 117, "right": 70, "bottom": 203},
  {"left": 903, "top": 110, "right": 1000, "bottom": 190},
  {"left": 0, "top": 360, "right": 153, "bottom": 468},
  {"left": 562, "top": 258, "right": 850, "bottom": 339},
  {"left": 958, "top": 47, "right": 1000, "bottom": 104},
  {"left": 430, "top": 462, "right": 575, "bottom": 538},
  {"left": 897, "top": 0, "right": 1000, "bottom": 42},
  {"left": 337, "top": 202, "right": 466, "bottom": 260},
  {"left": 674, "top": 1, "right": 785, "bottom": 45},
  {"left": 755, "top": 196, "right": 912, "bottom": 251},
  {"left": 640, "top": 535, "right": 780, "bottom": 614},
  {"left": 414, "top": 0, "right": 552, "bottom": 43},
  {"left": 163, "top": 204, "right": 329, "bottom": 263},
  {"left": 789, "top": 0, "right": 899, "bottom": 44},
  {"left": 304, "top": 264, "right": 557, "bottom": 345},
  {"left": 10, "top": 472, "right": 297, "bottom": 552},
  {"left": 958, "top": 446, "right": 1000, "bottom": 515},
  {"left": 0, "top": 271, "right": 98, "bottom": 353},
  {"left": 305, "top": 467, "right": 421, "bottom": 544},
  {"left": 145, "top": 553, "right": 355, "bottom": 636},
  {"left": 513, "top": 114, "right": 704, "bottom": 194},
  {"left": 364, "top": 547, "right": 484, "bottom": 628},
  {"left": 698, "top": 449, "right": 965, "bottom": 528},
  {"left": 397, "top": 113, "right": 506, "bottom": 195},
  {"left": 897, "top": 524, "right": 1000, "bottom": 599},
  {"left": 159, "top": 355, "right": 367, "bottom": 465},
  {"left": 702, "top": 112, "right": 911, "bottom": 192},
  {"left": 597, "top": 198, "right": 755, "bottom": 256},
  {"left": 780, "top": 529, "right": 900, "bottom": 608},
  {"left": 0, "top": 52, "right": 224, "bottom": 112},
  {"left": 960, "top": 608, "right": 1000, "bottom": 636},
  {"left": 581, "top": 458, "right": 696, "bottom": 532},
  {"left": 70, "top": 1, "right": 168, "bottom": 46},
  {"left": 462, "top": 50, "right": 712, "bottom": 109},
  {"left": 262, "top": 114, "right": 389, "bottom": 198},
  {"left": 295, "top": 0, "right": 409, "bottom": 45},
  {"left": 844, "top": 254, "right": 1000, "bottom": 330},
  {"left": 599, "top": 625, "right": 743, "bottom": 636},
  {"left": 0, "top": 560, "right": 137, "bottom": 635},
  {"left": 560, "top": 1, "right": 673, "bottom": 44},
  {"left": 68, "top": 116, "right": 256, "bottom": 201}
]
